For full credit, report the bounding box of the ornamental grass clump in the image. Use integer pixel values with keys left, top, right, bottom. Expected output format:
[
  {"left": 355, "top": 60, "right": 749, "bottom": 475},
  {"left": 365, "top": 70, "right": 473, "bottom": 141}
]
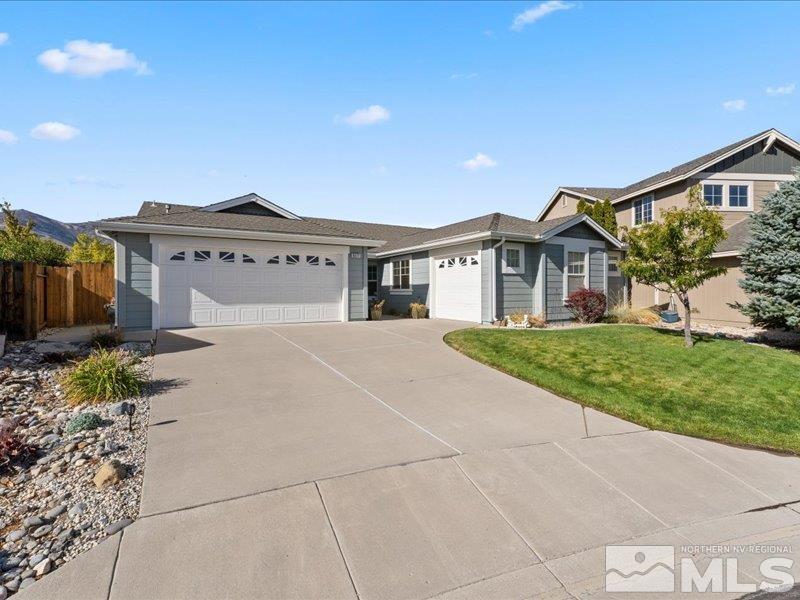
[
  {"left": 606, "top": 303, "right": 661, "bottom": 325},
  {"left": 62, "top": 349, "right": 145, "bottom": 406}
]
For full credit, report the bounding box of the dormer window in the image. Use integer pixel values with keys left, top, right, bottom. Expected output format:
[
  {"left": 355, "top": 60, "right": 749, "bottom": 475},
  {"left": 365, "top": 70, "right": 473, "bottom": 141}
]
[{"left": 700, "top": 181, "right": 752, "bottom": 211}]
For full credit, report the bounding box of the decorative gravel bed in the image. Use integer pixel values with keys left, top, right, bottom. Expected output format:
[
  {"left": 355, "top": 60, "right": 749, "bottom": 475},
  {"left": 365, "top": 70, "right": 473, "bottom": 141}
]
[{"left": 0, "top": 339, "right": 153, "bottom": 597}]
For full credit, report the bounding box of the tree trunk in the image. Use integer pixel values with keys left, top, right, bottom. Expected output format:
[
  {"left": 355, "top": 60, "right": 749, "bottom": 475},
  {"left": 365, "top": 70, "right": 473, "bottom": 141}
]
[{"left": 678, "top": 292, "right": 693, "bottom": 348}]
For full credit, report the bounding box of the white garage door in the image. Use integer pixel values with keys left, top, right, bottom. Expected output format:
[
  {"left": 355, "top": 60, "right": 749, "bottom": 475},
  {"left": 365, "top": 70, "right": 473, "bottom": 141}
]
[
  {"left": 434, "top": 252, "right": 481, "bottom": 322},
  {"left": 160, "top": 246, "right": 344, "bottom": 327}
]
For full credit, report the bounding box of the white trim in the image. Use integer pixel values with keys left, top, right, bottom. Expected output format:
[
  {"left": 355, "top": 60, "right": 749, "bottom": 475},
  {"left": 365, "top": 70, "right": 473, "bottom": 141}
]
[
  {"left": 502, "top": 242, "right": 525, "bottom": 275},
  {"left": 341, "top": 252, "right": 349, "bottom": 322},
  {"left": 491, "top": 238, "right": 504, "bottom": 322},
  {"left": 535, "top": 187, "right": 601, "bottom": 222},
  {"left": 98, "top": 221, "right": 382, "bottom": 247},
  {"left": 151, "top": 237, "right": 160, "bottom": 331},
  {"left": 631, "top": 194, "right": 654, "bottom": 227},
  {"left": 763, "top": 132, "right": 778, "bottom": 154},
  {"left": 389, "top": 255, "right": 412, "bottom": 293},
  {"left": 696, "top": 172, "right": 795, "bottom": 181},
  {"left": 428, "top": 255, "right": 437, "bottom": 318},
  {"left": 549, "top": 236, "right": 606, "bottom": 302},
  {"left": 701, "top": 180, "right": 753, "bottom": 212},
  {"left": 376, "top": 231, "right": 491, "bottom": 257},
  {"left": 536, "top": 213, "right": 625, "bottom": 249},
  {"left": 113, "top": 238, "right": 124, "bottom": 328},
  {"left": 536, "top": 250, "right": 546, "bottom": 315},
  {"left": 711, "top": 250, "right": 740, "bottom": 258},
  {"left": 200, "top": 193, "right": 301, "bottom": 220}
]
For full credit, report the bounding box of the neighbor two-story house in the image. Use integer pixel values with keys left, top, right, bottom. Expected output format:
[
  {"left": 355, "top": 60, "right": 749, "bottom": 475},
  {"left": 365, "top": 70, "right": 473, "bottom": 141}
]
[{"left": 536, "top": 128, "right": 800, "bottom": 325}]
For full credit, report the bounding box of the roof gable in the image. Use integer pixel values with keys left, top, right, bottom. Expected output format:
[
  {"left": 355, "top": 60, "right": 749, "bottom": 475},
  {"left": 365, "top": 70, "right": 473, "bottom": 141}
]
[{"left": 201, "top": 193, "right": 301, "bottom": 220}]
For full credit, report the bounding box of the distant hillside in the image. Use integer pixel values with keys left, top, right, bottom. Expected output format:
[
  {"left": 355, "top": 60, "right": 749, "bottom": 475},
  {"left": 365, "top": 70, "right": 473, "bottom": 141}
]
[{"left": 2, "top": 210, "right": 96, "bottom": 246}]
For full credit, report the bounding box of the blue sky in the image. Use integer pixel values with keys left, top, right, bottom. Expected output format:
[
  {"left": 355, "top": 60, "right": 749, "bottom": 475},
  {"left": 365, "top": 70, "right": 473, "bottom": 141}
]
[{"left": 1, "top": 1, "right": 798, "bottom": 225}]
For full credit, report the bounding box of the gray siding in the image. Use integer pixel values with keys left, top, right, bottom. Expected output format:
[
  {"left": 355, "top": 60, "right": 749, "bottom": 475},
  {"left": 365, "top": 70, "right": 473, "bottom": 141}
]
[
  {"left": 496, "top": 242, "right": 539, "bottom": 318},
  {"left": 558, "top": 222, "right": 607, "bottom": 240},
  {"left": 378, "top": 251, "right": 430, "bottom": 315},
  {"left": 117, "top": 232, "right": 153, "bottom": 330},
  {"left": 480, "top": 241, "right": 494, "bottom": 323},
  {"left": 348, "top": 247, "right": 367, "bottom": 320},
  {"left": 707, "top": 140, "right": 800, "bottom": 175},
  {"left": 589, "top": 247, "right": 605, "bottom": 291},
  {"left": 544, "top": 244, "right": 570, "bottom": 321}
]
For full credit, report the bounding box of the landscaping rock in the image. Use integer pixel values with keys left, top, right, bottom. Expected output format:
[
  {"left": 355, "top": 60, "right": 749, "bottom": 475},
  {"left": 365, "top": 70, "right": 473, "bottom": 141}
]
[
  {"left": 17, "top": 578, "right": 35, "bottom": 591},
  {"left": 31, "top": 525, "right": 52, "bottom": 539},
  {"left": 44, "top": 505, "right": 66, "bottom": 520},
  {"left": 32, "top": 558, "right": 51, "bottom": 577},
  {"left": 108, "top": 401, "right": 131, "bottom": 417},
  {"left": 68, "top": 502, "right": 87, "bottom": 517},
  {"left": 5, "top": 530, "right": 26, "bottom": 544},
  {"left": 104, "top": 518, "right": 133, "bottom": 536},
  {"left": 92, "top": 459, "right": 127, "bottom": 489}
]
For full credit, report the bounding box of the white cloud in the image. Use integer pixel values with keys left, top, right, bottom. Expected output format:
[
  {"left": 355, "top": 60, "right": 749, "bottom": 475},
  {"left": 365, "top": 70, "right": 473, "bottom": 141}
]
[
  {"left": 69, "top": 175, "right": 119, "bottom": 189},
  {"left": 38, "top": 40, "right": 151, "bottom": 78},
  {"left": 462, "top": 153, "right": 498, "bottom": 170},
  {"left": 339, "top": 105, "right": 391, "bottom": 126},
  {"left": 0, "top": 33, "right": 9, "bottom": 46},
  {"left": 722, "top": 99, "right": 746, "bottom": 112},
  {"left": 31, "top": 122, "right": 81, "bottom": 141},
  {"left": 0, "top": 130, "right": 18, "bottom": 145},
  {"left": 450, "top": 72, "right": 478, "bottom": 80},
  {"left": 512, "top": 1, "right": 574, "bottom": 31},
  {"left": 766, "top": 83, "right": 796, "bottom": 96}
]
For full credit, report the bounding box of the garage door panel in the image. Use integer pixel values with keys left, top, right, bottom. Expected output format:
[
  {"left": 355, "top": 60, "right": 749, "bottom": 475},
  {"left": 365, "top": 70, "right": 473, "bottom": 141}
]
[
  {"left": 160, "top": 246, "right": 344, "bottom": 328},
  {"left": 434, "top": 252, "right": 481, "bottom": 323}
]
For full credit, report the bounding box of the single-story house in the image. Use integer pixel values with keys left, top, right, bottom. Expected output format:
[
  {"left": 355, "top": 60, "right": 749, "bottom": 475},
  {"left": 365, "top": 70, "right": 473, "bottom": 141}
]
[
  {"left": 536, "top": 128, "right": 800, "bottom": 325},
  {"left": 97, "top": 194, "right": 623, "bottom": 330}
]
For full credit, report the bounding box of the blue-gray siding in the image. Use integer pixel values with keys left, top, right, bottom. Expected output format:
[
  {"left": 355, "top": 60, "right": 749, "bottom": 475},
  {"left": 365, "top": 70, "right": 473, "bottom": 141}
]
[
  {"left": 378, "top": 251, "right": 430, "bottom": 315},
  {"left": 496, "top": 242, "right": 540, "bottom": 318},
  {"left": 544, "top": 244, "right": 570, "bottom": 321},
  {"left": 589, "top": 247, "right": 605, "bottom": 291},
  {"left": 480, "top": 241, "right": 494, "bottom": 323},
  {"left": 348, "top": 247, "right": 367, "bottom": 320},
  {"left": 558, "top": 222, "right": 607, "bottom": 241},
  {"left": 116, "top": 232, "right": 153, "bottom": 330},
  {"left": 707, "top": 140, "right": 800, "bottom": 175}
]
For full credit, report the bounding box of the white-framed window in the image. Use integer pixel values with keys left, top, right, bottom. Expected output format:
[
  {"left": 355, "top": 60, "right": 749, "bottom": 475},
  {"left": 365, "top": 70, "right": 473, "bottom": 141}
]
[
  {"left": 566, "top": 251, "right": 586, "bottom": 295},
  {"left": 367, "top": 263, "right": 378, "bottom": 296},
  {"left": 306, "top": 255, "right": 319, "bottom": 266},
  {"left": 607, "top": 251, "right": 621, "bottom": 274},
  {"left": 703, "top": 183, "right": 723, "bottom": 207},
  {"left": 193, "top": 250, "right": 211, "bottom": 262},
  {"left": 218, "top": 251, "right": 235, "bottom": 263},
  {"left": 391, "top": 258, "right": 411, "bottom": 290},
  {"left": 502, "top": 243, "right": 525, "bottom": 274},
  {"left": 700, "top": 180, "right": 753, "bottom": 211},
  {"left": 633, "top": 195, "right": 654, "bottom": 226},
  {"left": 324, "top": 257, "right": 337, "bottom": 267}
]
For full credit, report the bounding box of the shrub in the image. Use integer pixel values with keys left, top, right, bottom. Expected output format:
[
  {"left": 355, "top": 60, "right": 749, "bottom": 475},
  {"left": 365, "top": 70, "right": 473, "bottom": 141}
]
[
  {"left": 508, "top": 311, "right": 527, "bottom": 325},
  {"left": 0, "top": 418, "right": 37, "bottom": 474},
  {"left": 89, "top": 328, "right": 123, "bottom": 349},
  {"left": 65, "top": 412, "right": 103, "bottom": 435},
  {"left": 62, "top": 349, "right": 145, "bottom": 405},
  {"left": 409, "top": 300, "right": 427, "bottom": 319},
  {"left": 564, "top": 288, "right": 607, "bottom": 323},
  {"left": 606, "top": 303, "right": 661, "bottom": 325},
  {"left": 527, "top": 314, "right": 546, "bottom": 328}
]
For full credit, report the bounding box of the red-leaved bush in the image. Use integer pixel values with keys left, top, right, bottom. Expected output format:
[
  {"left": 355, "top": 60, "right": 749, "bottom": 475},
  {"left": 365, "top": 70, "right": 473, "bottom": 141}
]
[
  {"left": 0, "top": 418, "right": 37, "bottom": 475},
  {"left": 564, "top": 288, "right": 607, "bottom": 323}
]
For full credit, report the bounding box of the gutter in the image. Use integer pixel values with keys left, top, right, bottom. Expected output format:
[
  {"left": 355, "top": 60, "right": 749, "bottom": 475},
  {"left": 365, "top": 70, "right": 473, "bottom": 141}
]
[{"left": 94, "top": 221, "right": 385, "bottom": 248}]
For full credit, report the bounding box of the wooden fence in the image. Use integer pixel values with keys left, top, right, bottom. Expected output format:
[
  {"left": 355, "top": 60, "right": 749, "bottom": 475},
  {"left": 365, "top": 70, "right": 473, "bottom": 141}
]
[{"left": 0, "top": 262, "right": 114, "bottom": 340}]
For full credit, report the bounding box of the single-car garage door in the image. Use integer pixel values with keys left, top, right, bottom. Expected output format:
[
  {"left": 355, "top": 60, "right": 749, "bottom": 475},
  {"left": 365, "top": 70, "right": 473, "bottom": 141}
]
[
  {"left": 433, "top": 251, "right": 481, "bottom": 322},
  {"left": 160, "top": 245, "right": 344, "bottom": 327}
]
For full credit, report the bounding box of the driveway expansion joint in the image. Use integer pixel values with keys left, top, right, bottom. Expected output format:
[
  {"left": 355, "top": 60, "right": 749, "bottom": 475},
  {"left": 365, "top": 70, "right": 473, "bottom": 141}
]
[{"left": 315, "top": 481, "right": 361, "bottom": 599}]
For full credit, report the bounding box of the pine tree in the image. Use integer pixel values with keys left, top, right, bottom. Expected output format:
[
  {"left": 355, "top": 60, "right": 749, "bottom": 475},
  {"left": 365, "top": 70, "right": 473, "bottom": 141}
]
[
  {"left": 575, "top": 198, "right": 592, "bottom": 216},
  {"left": 586, "top": 198, "right": 618, "bottom": 237},
  {"left": 738, "top": 175, "right": 800, "bottom": 329}
]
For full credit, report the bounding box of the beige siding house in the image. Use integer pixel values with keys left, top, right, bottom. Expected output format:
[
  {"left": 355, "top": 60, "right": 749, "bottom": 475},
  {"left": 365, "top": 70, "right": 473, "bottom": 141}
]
[{"left": 537, "top": 128, "right": 800, "bottom": 325}]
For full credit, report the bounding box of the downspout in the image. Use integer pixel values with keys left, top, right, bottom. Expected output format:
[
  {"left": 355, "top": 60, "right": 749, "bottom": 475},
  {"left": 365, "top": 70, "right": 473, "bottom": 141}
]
[{"left": 490, "top": 237, "right": 505, "bottom": 322}]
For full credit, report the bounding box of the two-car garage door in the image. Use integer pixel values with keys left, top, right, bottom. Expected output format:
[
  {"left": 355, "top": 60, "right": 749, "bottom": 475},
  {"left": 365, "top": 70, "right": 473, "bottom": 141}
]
[{"left": 160, "top": 244, "right": 344, "bottom": 328}]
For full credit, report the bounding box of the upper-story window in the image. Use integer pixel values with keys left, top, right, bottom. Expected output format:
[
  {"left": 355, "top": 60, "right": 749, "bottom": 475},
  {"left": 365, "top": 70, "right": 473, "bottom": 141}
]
[
  {"left": 633, "top": 195, "right": 654, "bottom": 226},
  {"left": 700, "top": 181, "right": 752, "bottom": 211},
  {"left": 703, "top": 184, "right": 723, "bottom": 207}
]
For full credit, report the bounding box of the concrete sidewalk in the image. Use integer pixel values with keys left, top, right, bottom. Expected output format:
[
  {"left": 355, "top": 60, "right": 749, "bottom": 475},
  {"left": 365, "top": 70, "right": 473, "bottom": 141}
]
[{"left": 18, "top": 319, "right": 800, "bottom": 600}]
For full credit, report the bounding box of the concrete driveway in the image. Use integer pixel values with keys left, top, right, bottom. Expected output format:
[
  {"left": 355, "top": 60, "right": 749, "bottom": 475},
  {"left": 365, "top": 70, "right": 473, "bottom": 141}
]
[{"left": 20, "top": 320, "right": 800, "bottom": 599}]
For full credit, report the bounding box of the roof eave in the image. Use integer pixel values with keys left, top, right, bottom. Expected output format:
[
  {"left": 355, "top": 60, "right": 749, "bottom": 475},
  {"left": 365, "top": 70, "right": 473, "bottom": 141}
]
[{"left": 96, "top": 221, "right": 384, "bottom": 247}]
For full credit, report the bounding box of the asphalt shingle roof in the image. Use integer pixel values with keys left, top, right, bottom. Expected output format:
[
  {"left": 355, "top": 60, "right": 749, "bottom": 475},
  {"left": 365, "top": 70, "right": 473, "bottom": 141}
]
[
  {"left": 563, "top": 129, "right": 773, "bottom": 202},
  {"left": 376, "top": 213, "right": 576, "bottom": 253},
  {"left": 716, "top": 218, "right": 752, "bottom": 254}
]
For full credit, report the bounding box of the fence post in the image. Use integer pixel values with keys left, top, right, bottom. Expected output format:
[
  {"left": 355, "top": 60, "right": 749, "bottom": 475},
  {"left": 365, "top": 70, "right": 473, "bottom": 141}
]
[
  {"left": 22, "top": 262, "right": 38, "bottom": 340},
  {"left": 66, "top": 267, "right": 76, "bottom": 327}
]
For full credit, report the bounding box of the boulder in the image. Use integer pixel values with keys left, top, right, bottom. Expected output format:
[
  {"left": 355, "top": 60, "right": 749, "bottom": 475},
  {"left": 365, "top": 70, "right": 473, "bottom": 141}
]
[{"left": 92, "top": 459, "right": 127, "bottom": 489}]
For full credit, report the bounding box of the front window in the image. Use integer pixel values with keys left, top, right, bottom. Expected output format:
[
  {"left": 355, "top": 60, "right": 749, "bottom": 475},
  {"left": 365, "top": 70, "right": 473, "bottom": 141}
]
[
  {"left": 392, "top": 259, "right": 410, "bottom": 290},
  {"left": 367, "top": 263, "right": 378, "bottom": 296},
  {"left": 502, "top": 243, "right": 525, "bottom": 274},
  {"left": 633, "top": 195, "right": 654, "bottom": 226},
  {"left": 608, "top": 252, "right": 620, "bottom": 274},
  {"left": 703, "top": 184, "right": 723, "bottom": 207},
  {"left": 729, "top": 185, "right": 749, "bottom": 208},
  {"left": 567, "top": 251, "right": 586, "bottom": 295}
]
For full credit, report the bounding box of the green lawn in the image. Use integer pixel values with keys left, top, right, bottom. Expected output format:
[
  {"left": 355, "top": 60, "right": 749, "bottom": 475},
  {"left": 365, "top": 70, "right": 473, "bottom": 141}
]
[{"left": 444, "top": 325, "right": 800, "bottom": 455}]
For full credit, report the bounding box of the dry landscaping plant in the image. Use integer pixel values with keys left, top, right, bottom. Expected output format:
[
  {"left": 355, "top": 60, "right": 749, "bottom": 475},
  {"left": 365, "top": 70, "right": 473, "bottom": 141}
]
[
  {"left": 606, "top": 303, "right": 661, "bottom": 325},
  {"left": 89, "top": 327, "right": 123, "bottom": 349},
  {"left": 62, "top": 349, "right": 146, "bottom": 405}
]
